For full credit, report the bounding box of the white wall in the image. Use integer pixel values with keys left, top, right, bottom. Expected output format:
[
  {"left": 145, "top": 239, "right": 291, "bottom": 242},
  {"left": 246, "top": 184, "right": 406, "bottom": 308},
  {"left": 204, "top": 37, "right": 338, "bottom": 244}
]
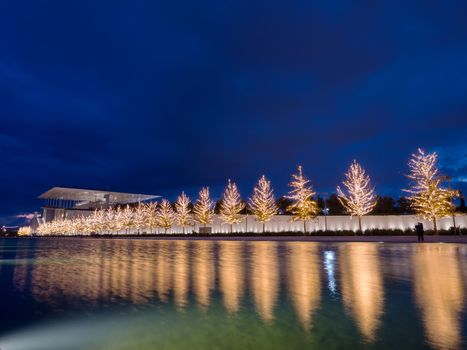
[{"left": 158, "top": 214, "right": 466, "bottom": 234}]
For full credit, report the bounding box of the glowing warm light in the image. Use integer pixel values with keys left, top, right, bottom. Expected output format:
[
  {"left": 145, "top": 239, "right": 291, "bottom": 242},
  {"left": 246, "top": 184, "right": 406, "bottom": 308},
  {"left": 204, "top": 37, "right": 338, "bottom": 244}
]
[
  {"left": 193, "top": 187, "right": 214, "bottom": 227},
  {"left": 122, "top": 205, "right": 135, "bottom": 234},
  {"left": 249, "top": 175, "right": 278, "bottom": 233},
  {"left": 251, "top": 242, "right": 279, "bottom": 322},
  {"left": 337, "top": 160, "right": 377, "bottom": 232},
  {"left": 156, "top": 241, "right": 172, "bottom": 302},
  {"left": 412, "top": 246, "right": 464, "bottom": 349},
  {"left": 287, "top": 165, "right": 319, "bottom": 234},
  {"left": 286, "top": 243, "right": 321, "bottom": 329},
  {"left": 175, "top": 192, "right": 192, "bottom": 234},
  {"left": 219, "top": 241, "right": 245, "bottom": 313},
  {"left": 157, "top": 199, "right": 176, "bottom": 233},
  {"left": 144, "top": 202, "right": 158, "bottom": 234},
  {"left": 339, "top": 244, "right": 384, "bottom": 342},
  {"left": 192, "top": 241, "right": 214, "bottom": 309},
  {"left": 173, "top": 241, "right": 189, "bottom": 309},
  {"left": 220, "top": 179, "right": 245, "bottom": 233},
  {"left": 404, "top": 149, "right": 457, "bottom": 232},
  {"left": 18, "top": 226, "right": 32, "bottom": 236}
]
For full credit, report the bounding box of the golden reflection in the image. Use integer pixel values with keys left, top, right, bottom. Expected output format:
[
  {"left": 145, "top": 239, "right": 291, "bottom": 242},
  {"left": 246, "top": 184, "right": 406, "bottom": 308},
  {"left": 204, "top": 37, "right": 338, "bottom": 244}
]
[
  {"left": 412, "top": 245, "right": 465, "bottom": 350},
  {"left": 339, "top": 244, "right": 384, "bottom": 342},
  {"left": 286, "top": 243, "right": 321, "bottom": 329},
  {"left": 192, "top": 241, "right": 214, "bottom": 309},
  {"left": 173, "top": 240, "right": 189, "bottom": 309},
  {"left": 156, "top": 241, "right": 172, "bottom": 302},
  {"left": 219, "top": 241, "right": 245, "bottom": 313},
  {"left": 250, "top": 242, "right": 279, "bottom": 322}
]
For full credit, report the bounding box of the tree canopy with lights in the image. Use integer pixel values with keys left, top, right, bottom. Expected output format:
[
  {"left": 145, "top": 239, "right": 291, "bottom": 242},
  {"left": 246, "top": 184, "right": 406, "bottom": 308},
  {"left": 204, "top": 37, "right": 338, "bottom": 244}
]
[
  {"left": 337, "top": 160, "right": 377, "bottom": 232},
  {"left": 404, "top": 149, "right": 456, "bottom": 232},
  {"left": 220, "top": 179, "right": 245, "bottom": 233},
  {"left": 175, "top": 192, "right": 192, "bottom": 234},
  {"left": 287, "top": 165, "right": 319, "bottom": 234},
  {"left": 157, "top": 199, "right": 176, "bottom": 233},
  {"left": 193, "top": 187, "right": 214, "bottom": 227},
  {"left": 249, "top": 175, "right": 278, "bottom": 233}
]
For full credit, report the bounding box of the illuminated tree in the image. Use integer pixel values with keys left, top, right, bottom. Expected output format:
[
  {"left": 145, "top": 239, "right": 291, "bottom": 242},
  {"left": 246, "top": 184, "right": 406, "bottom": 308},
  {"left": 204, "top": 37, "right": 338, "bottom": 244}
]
[
  {"left": 220, "top": 179, "right": 245, "bottom": 233},
  {"left": 404, "top": 149, "right": 457, "bottom": 232},
  {"left": 287, "top": 165, "right": 319, "bottom": 234},
  {"left": 157, "top": 199, "right": 176, "bottom": 234},
  {"left": 193, "top": 187, "right": 214, "bottom": 227},
  {"left": 74, "top": 216, "right": 87, "bottom": 235},
  {"left": 103, "top": 207, "right": 116, "bottom": 234},
  {"left": 144, "top": 202, "right": 158, "bottom": 234},
  {"left": 337, "top": 160, "right": 377, "bottom": 233},
  {"left": 92, "top": 209, "right": 106, "bottom": 234},
  {"left": 175, "top": 192, "right": 192, "bottom": 234},
  {"left": 121, "top": 205, "right": 134, "bottom": 235},
  {"left": 249, "top": 175, "right": 278, "bottom": 233},
  {"left": 134, "top": 203, "right": 147, "bottom": 234},
  {"left": 18, "top": 226, "right": 32, "bottom": 236},
  {"left": 112, "top": 207, "right": 125, "bottom": 234}
]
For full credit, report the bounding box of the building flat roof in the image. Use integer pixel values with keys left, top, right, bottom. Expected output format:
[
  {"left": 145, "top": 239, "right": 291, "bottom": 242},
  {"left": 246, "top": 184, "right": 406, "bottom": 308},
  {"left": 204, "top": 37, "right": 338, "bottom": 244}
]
[{"left": 38, "top": 187, "right": 159, "bottom": 204}]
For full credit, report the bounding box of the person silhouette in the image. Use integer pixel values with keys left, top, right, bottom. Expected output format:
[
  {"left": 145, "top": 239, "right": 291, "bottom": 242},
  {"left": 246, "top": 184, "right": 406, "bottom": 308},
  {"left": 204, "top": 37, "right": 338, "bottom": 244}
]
[{"left": 416, "top": 222, "right": 424, "bottom": 242}]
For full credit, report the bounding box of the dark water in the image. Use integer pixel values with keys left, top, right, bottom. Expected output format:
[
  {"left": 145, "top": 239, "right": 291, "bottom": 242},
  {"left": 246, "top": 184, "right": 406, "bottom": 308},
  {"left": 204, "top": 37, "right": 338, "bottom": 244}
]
[{"left": 0, "top": 238, "right": 466, "bottom": 350}]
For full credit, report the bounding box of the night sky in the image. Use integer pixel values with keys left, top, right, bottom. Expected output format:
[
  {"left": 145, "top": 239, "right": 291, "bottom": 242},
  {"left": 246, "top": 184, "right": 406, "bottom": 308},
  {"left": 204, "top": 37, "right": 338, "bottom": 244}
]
[{"left": 1, "top": 1, "right": 466, "bottom": 225}]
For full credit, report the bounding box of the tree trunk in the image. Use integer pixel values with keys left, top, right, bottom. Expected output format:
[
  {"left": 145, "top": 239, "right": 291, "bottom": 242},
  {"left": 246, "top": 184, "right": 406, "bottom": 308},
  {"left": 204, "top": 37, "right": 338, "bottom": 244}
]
[
  {"left": 358, "top": 216, "right": 362, "bottom": 234},
  {"left": 303, "top": 221, "right": 307, "bottom": 235},
  {"left": 433, "top": 217, "right": 438, "bottom": 234},
  {"left": 230, "top": 224, "right": 233, "bottom": 234},
  {"left": 262, "top": 222, "right": 265, "bottom": 234}
]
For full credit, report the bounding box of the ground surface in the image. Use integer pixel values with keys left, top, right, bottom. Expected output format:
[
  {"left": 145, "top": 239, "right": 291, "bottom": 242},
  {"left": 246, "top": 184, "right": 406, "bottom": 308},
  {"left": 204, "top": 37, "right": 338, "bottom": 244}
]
[{"left": 106, "top": 235, "right": 467, "bottom": 243}]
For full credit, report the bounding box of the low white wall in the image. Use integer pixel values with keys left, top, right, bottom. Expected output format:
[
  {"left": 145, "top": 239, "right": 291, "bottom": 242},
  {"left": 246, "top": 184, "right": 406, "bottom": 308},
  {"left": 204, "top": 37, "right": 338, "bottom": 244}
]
[{"left": 158, "top": 214, "right": 466, "bottom": 234}]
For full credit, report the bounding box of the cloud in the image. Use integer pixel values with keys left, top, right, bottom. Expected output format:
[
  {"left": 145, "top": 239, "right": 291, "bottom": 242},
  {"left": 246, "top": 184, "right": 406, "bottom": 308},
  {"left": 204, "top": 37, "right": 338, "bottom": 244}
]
[
  {"left": 0, "top": 0, "right": 466, "bottom": 218},
  {"left": 16, "top": 213, "right": 35, "bottom": 220}
]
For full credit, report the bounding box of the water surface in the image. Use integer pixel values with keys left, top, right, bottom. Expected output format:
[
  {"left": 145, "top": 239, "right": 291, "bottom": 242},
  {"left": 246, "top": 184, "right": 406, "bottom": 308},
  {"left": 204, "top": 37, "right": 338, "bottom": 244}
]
[{"left": 0, "top": 238, "right": 466, "bottom": 349}]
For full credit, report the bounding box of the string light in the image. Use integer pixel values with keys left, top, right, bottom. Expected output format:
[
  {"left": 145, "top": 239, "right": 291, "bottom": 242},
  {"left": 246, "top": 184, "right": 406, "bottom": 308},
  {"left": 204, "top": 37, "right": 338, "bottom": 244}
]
[
  {"left": 286, "top": 165, "right": 319, "bottom": 234},
  {"left": 337, "top": 160, "right": 377, "bottom": 232},
  {"left": 18, "top": 226, "right": 32, "bottom": 236},
  {"left": 157, "top": 199, "right": 176, "bottom": 234},
  {"left": 249, "top": 175, "right": 278, "bottom": 233},
  {"left": 193, "top": 187, "right": 214, "bottom": 227},
  {"left": 404, "top": 149, "right": 457, "bottom": 232},
  {"left": 220, "top": 179, "right": 245, "bottom": 233},
  {"left": 175, "top": 192, "right": 192, "bottom": 234},
  {"left": 34, "top": 149, "right": 459, "bottom": 236}
]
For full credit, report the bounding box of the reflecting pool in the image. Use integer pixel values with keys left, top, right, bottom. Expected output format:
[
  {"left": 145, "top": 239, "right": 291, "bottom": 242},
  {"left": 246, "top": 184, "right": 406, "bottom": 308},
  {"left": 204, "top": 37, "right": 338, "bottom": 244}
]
[{"left": 0, "top": 238, "right": 466, "bottom": 349}]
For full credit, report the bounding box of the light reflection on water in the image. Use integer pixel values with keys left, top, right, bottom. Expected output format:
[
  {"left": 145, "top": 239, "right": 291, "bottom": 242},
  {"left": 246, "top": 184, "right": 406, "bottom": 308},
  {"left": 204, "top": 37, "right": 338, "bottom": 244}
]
[
  {"left": 339, "top": 244, "right": 384, "bottom": 342},
  {"left": 412, "top": 246, "right": 465, "bottom": 349},
  {"left": 0, "top": 238, "right": 466, "bottom": 350}
]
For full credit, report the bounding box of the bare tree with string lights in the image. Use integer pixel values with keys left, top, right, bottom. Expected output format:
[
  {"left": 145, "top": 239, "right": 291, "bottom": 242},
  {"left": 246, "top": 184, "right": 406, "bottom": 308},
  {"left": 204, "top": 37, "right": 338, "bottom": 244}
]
[
  {"left": 175, "top": 192, "right": 192, "bottom": 234},
  {"left": 337, "top": 160, "right": 377, "bottom": 233},
  {"left": 287, "top": 165, "right": 319, "bottom": 234},
  {"left": 193, "top": 187, "right": 214, "bottom": 228},
  {"left": 220, "top": 179, "right": 245, "bottom": 233},
  {"left": 404, "top": 149, "right": 457, "bottom": 233},
  {"left": 249, "top": 175, "right": 278, "bottom": 233}
]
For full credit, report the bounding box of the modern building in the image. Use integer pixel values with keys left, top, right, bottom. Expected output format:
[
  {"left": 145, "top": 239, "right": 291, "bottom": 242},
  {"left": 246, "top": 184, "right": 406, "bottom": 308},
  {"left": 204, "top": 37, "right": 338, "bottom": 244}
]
[{"left": 37, "top": 187, "right": 159, "bottom": 223}]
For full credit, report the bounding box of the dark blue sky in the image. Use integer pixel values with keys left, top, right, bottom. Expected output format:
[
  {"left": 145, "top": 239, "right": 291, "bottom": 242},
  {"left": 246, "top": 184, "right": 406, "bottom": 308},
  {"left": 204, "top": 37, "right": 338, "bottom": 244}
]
[{"left": 1, "top": 1, "right": 466, "bottom": 225}]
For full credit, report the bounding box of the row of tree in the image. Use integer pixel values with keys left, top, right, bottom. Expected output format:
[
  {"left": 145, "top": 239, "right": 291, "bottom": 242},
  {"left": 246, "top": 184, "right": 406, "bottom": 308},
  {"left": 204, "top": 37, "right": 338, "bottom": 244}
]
[{"left": 36, "top": 148, "right": 459, "bottom": 235}]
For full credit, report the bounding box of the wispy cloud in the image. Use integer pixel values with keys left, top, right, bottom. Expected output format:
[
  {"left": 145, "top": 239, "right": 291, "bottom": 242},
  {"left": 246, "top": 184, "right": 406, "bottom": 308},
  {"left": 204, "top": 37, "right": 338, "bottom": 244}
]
[{"left": 15, "top": 213, "right": 35, "bottom": 220}]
